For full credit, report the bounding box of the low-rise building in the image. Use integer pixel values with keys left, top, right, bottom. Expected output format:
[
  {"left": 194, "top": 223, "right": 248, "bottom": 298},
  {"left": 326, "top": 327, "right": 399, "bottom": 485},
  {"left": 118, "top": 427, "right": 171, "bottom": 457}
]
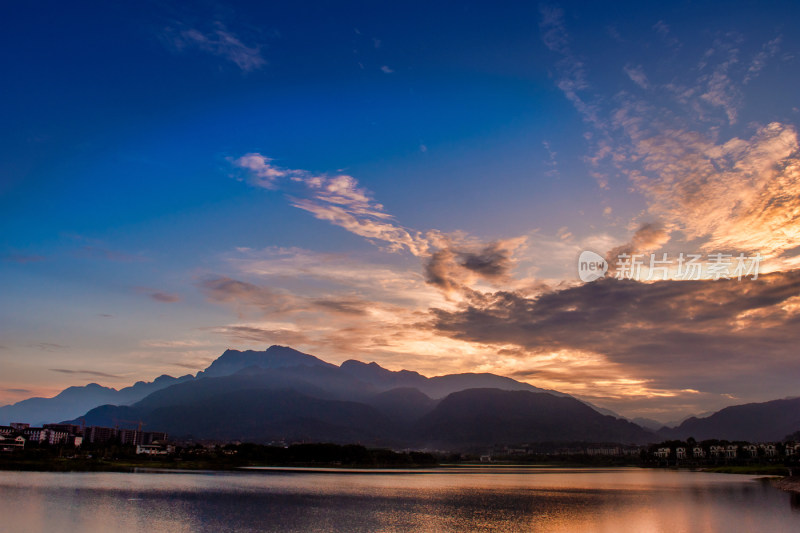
[
  {"left": 587, "top": 447, "right": 621, "bottom": 456},
  {"left": 693, "top": 446, "right": 706, "bottom": 458},
  {"left": 655, "top": 447, "right": 670, "bottom": 458},
  {"left": 136, "top": 444, "right": 172, "bottom": 455},
  {"left": 760, "top": 444, "right": 777, "bottom": 457},
  {"left": 0, "top": 435, "right": 25, "bottom": 452},
  {"left": 726, "top": 445, "right": 738, "bottom": 459}
]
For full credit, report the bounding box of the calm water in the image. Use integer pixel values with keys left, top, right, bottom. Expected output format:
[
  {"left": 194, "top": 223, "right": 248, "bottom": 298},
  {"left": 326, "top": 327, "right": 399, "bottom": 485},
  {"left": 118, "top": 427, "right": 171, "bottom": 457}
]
[{"left": 0, "top": 467, "right": 798, "bottom": 532}]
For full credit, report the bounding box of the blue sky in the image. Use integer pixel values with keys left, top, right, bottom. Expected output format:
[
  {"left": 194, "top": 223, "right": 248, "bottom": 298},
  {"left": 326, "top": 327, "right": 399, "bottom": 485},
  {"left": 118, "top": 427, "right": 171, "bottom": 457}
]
[{"left": 2, "top": 0, "right": 800, "bottom": 420}]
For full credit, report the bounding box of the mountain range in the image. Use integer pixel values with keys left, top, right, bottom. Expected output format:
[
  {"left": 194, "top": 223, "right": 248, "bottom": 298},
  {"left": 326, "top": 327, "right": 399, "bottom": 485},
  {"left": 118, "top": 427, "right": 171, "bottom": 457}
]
[
  {"left": 3, "top": 345, "right": 799, "bottom": 447},
  {"left": 657, "top": 397, "right": 800, "bottom": 442},
  {"left": 0, "top": 374, "right": 193, "bottom": 427}
]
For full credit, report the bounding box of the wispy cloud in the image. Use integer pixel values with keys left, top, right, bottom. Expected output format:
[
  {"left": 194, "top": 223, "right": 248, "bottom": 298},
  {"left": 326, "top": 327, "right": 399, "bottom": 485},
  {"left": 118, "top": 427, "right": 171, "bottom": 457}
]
[
  {"left": 232, "top": 154, "right": 430, "bottom": 255},
  {"left": 542, "top": 140, "right": 559, "bottom": 177},
  {"left": 49, "top": 368, "right": 122, "bottom": 379},
  {"left": 624, "top": 64, "right": 649, "bottom": 89},
  {"left": 140, "top": 339, "right": 208, "bottom": 349},
  {"left": 653, "top": 20, "right": 680, "bottom": 48},
  {"left": 202, "top": 325, "right": 313, "bottom": 347},
  {"left": 134, "top": 287, "right": 181, "bottom": 303},
  {"left": 620, "top": 119, "right": 800, "bottom": 259},
  {"left": 2, "top": 388, "right": 31, "bottom": 395},
  {"left": 697, "top": 39, "right": 742, "bottom": 124},
  {"left": 3, "top": 253, "right": 45, "bottom": 264},
  {"left": 538, "top": 4, "right": 601, "bottom": 126},
  {"left": 163, "top": 22, "right": 266, "bottom": 72},
  {"left": 72, "top": 244, "right": 146, "bottom": 263},
  {"left": 744, "top": 35, "right": 781, "bottom": 83},
  {"left": 30, "top": 343, "right": 68, "bottom": 352}
]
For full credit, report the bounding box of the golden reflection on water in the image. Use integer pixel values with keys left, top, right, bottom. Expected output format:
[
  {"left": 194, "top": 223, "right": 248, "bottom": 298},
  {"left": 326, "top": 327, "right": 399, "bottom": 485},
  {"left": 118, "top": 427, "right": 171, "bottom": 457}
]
[{"left": 0, "top": 468, "right": 796, "bottom": 532}]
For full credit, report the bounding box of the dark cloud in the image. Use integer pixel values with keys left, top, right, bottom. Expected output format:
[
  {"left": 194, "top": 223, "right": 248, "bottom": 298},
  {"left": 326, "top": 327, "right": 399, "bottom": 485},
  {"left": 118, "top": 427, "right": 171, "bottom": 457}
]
[
  {"left": 200, "top": 276, "right": 370, "bottom": 317},
  {"left": 311, "top": 298, "right": 369, "bottom": 315},
  {"left": 432, "top": 270, "right": 800, "bottom": 397},
  {"left": 49, "top": 369, "right": 122, "bottom": 379},
  {"left": 424, "top": 240, "right": 521, "bottom": 293},
  {"left": 203, "top": 326, "right": 311, "bottom": 346},
  {"left": 424, "top": 249, "right": 462, "bottom": 292},
  {"left": 199, "top": 277, "right": 302, "bottom": 316},
  {"left": 2, "top": 388, "right": 31, "bottom": 394}
]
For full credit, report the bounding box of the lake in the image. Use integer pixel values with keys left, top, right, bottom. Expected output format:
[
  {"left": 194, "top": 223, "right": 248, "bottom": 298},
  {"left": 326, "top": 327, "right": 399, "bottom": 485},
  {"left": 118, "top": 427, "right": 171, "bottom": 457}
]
[{"left": 0, "top": 467, "right": 797, "bottom": 532}]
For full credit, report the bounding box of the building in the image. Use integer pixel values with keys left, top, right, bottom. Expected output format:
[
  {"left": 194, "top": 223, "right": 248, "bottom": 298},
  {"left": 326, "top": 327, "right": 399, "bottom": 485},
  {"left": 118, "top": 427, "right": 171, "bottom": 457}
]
[
  {"left": 709, "top": 446, "right": 725, "bottom": 458},
  {"left": 744, "top": 445, "right": 758, "bottom": 458},
  {"left": 119, "top": 429, "right": 142, "bottom": 446},
  {"left": 44, "top": 423, "right": 83, "bottom": 435},
  {"left": 86, "top": 426, "right": 118, "bottom": 444},
  {"left": 20, "top": 427, "right": 79, "bottom": 446},
  {"left": 136, "top": 444, "right": 172, "bottom": 455},
  {"left": 675, "top": 447, "right": 687, "bottom": 459},
  {"left": 0, "top": 435, "right": 25, "bottom": 452},
  {"left": 655, "top": 447, "right": 670, "bottom": 458},
  {"left": 760, "top": 444, "right": 777, "bottom": 457},
  {"left": 725, "top": 445, "right": 738, "bottom": 459},
  {"left": 145, "top": 431, "right": 168, "bottom": 444},
  {"left": 587, "top": 447, "right": 621, "bottom": 456},
  {"left": 693, "top": 446, "right": 706, "bottom": 458}
]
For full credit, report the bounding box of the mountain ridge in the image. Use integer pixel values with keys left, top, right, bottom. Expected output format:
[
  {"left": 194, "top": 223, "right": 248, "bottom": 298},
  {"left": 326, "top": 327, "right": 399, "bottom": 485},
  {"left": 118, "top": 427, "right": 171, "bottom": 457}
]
[{"left": 2, "top": 345, "right": 602, "bottom": 425}]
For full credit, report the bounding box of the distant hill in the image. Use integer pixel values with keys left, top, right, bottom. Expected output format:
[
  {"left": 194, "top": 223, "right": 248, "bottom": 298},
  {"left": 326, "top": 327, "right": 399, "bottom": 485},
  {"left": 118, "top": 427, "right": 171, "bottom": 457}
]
[
  {"left": 338, "top": 359, "right": 567, "bottom": 398},
  {"left": 631, "top": 417, "right": 665, "bottom": 432},
  {"left": 0, "top": 374, "right": 192, "bottom": 426},
  {"left": 75, "top": 357, "right": 655, "bottom": 448},
  {"left": 414, "top": 389, "right": 653, "bottom": 447},
  {"left": 23, "top": 345, "right": 800, "bottom": 445},
  {"left": 4, "top": 345, "right": 615, "bottom": 427},
  {"left": 197, "top": 346, "right": 335, "bottom": 378},
  {"left": 0, "top": 346, "right": 347, "bottom": 426},
  {"left": 658, "top": 397, "right": 800, "bottom": 441}
]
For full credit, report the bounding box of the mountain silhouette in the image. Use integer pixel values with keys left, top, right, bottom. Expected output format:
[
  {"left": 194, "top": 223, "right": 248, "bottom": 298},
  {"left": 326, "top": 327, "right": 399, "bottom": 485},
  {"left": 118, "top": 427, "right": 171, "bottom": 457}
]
[
  {"left": 71, "top": 346, "right": 655, "bottom": 447},
  {"left": 0, "top": 374, "right": 192, "bottom": 426},
  {"left": 414, "top": 388, "right": 652, "bottom": 447},
  {"left": 658, "top": 397, "right": 800, "bottom": 441}
]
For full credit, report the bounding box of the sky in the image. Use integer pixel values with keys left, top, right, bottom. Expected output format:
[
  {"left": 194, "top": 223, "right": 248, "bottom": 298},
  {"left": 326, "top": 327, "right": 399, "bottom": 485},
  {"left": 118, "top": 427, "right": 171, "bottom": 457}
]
[{"left": 2, "top": 0, "right": 800, "bottom": 421}]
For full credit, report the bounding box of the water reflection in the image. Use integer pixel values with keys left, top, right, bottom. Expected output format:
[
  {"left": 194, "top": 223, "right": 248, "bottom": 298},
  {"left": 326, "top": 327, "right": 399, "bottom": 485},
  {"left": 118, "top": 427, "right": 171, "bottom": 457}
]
[{"left": 0, "top": 468, "right": 797, "bottom": 532}]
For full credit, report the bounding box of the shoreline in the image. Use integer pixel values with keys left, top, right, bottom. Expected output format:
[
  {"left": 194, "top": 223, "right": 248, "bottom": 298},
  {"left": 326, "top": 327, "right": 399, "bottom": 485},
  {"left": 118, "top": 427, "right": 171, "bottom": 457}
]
[{"left": 774, "top": 476, "right": 800, "bottom": 493}]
